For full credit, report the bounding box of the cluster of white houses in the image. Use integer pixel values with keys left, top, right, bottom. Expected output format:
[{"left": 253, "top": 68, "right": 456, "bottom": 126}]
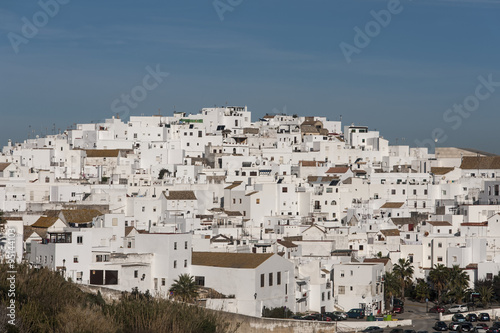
[{"left": 1, "top": 106, "right": 500, "bottom": 317}]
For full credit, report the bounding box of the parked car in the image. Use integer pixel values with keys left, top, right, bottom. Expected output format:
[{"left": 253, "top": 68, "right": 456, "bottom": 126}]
[
  {"left": 393, "top": 305, "right": 405, "bottom": 314},
  {"left": 467, "top": 314, "right": 478, "bottom": 322},
  {"left": 324, "top": 312, "right": 342, "bottom": 321},
  {"left": 475, "top": 328, "right": 488, "bottom": 333},
  {"left": 417, "top": 331, "right": 429, "bottom": 333},
  {"left": 491, "top": 323, "right": 500, "bottom": 329},
  {"left": 394, "top": 298, "right": 404, "bottom": 306},
  {"left": 450, "top": 322, "right": 462, "bottom": 331},
  {"left": 390, "top": 329, "right": 404, "bottom": 333},
  {"left": 458, "top": 323, "right": 474, "bottom": 332},
  {"left": 332, "top": 311, "right": 348, "bottom": 320},
  {"left": 486, "top": 328, "right": 500, "bottom": 333},
  {"left": 403, "top": 330, "right": 416, "bottom": 333},
  {"left": 310, "top": 313, "right": 331, "bottom": 321},
  {"left": 430, "top": 305, "right": 446, "bottom": 313},
  {"left": 346, "top": 308, "right": 365, "bottom": 319},
  {"left": 301, "top": 315, "right": 318, "bottom": 321},
  {"left": 452, "top": 314, "right": 466, "bottom": 322},
  {"left": 362, "top": 326, "right": 384, "bottom": 333},
  {"left": 477, "top": 324, "right": 489, "bottom": 330},
  {"left": 479, "top": 314, "right": 491, "bottom": 322},
  {"left": 449, "top": 305, "right": 469, "bottom": 313},
  {"left": 434, "top": 321, "right": 449, "bottom": 331}
]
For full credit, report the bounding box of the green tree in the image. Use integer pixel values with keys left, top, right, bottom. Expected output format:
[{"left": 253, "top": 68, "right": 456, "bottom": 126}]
[
  {"left": 169, "top": 274, "right": 199, "bottom": 303},
  {"left": 383, "top": 271, "right": 400, "bottom": 309},
  {"left": 476, "top": 285, "right": 494, "bottom": 308},
  {"left": 448, "top": 265, "right": 470, "bottom": 304},
  {"left": 393, "top": 258, "right": 414, "bottom": 299},
  {"left": 414, "top": 278, "right": 430, "bottom": 302},
  {"left": 428, "top": 264, "right": 449, "bottom": 304}
]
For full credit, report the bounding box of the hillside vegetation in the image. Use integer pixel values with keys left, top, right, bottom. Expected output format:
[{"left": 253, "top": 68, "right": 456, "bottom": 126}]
[{"left": 0, "top": 263, "right": 240, "bottom": 333}]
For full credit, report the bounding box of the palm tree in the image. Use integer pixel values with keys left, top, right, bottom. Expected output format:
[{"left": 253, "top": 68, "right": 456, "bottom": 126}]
[
  {"left": 477, "top": 285, "right": 494, "bottom": 308},
  {"left": 414, "top": 278, "right": 430, "bottom": 302},
  {"left": 428, "top": 264, "right": 449, "bottom": 304},
  {"left": 169, "top": 274, "right": 199, "bottom": 303},
  {"left": 448, "top": 265, "right": 470, "bottom": 304},
  {"left": 393, "top": 258, "right": 414, "bottom": 299},
  {"left": 383, "top": 271, "right": 400, "bottom": 309}
]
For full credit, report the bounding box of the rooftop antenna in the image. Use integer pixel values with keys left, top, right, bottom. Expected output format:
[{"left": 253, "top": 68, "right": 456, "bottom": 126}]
[
  {"left": 158, "top": 108, "right": 161, "bottom": 116},
  {"left": 340, "top": 114, "right": 342, "bottom": 122}
]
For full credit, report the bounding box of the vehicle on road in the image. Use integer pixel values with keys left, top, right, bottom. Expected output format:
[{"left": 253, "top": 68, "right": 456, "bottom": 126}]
[
  {"left": 324, "top": 312, "right": 342, "bottom": 321},
  {"left": 452, "top": 314, "right": 466, "bottom": 322},
  {"left": 430, "top": 305, "right": 446, "bottom": 313},
  {"left": 434, "top": 321, "right": 448, "bottom": 331},
  {"left": 390, "top": 329, "right": 404, "bottom": 333},
  {"left": 393, "top": 305, "right": 405, "bottom": 314},
  {"left": 362, "top": 326, "right": 384, "bottom": 333},
  {"left": 479, "top": 314, "right": 491, "bottom": 322},
  {"left": 466, "top": 314, "right": 478, "bottom": 322},
  {"left": 346, "top": 308, "right": 365, "bottom": 319},
  {"left": 448, "top": 305, "right": 469, "bottom": 313},
  {"left": 332, "top": 311, "right": 347, "bottom": 320},
  {"left": 458, "top": 323, "right": 474, "bottom": 332}
]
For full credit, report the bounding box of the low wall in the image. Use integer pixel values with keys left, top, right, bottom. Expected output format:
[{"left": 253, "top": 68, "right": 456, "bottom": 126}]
[
  {"left": 217, "top": 311, "right": 412, "bottom": 333},
  {"left": 440, "top": 308, "right": 500, "bottom": 321}
]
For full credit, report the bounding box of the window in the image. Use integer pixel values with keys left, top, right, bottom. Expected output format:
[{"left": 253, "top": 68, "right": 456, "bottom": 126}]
[
  {"left": 350, "top": 286, "right": 353, "bottom": 291},
  {"left": 437, "top": 256, "right": 443, "bottom": 262},
  {"left": 350, "top": 270, "right": 353, "bottom": 276},
  {"left": 173, "top": 260, "right": 177, "bottom": 268},
  {"left": 185, "top": 241, "right": 188, "bottom": 249},
  {"left": 338, "top": 286, "right": 345, "bottom": 294},
  {"left": 134, "top": 270, "right": 138, "bottom": 278},
  {"left": 174, "top": 242, "right": 177, "bottom": 250},
  {"left": 391, "top": 189, "right": 396, "bottom": 195},
  {"left": 71, "top": 192, "right": 76, "bottom": 197},
  {"left": 340, "top": 270, "right": 345, "bottom": 277},
  {"left": 96, "top": 255, "right": 103, "bottom": 262},
  {"left": 438, "top": 242, "right": 442, "bottom": 248},
  {"left": 195, "top": 276, "right": 205, "bottom": 286},
  {"left": 73, "top": 256, "right": 78, "bottom": 263},
  {"left": 269, "top": 273, "right": 273, "bottom": 286},
  {"left": 328, "top": 291, "right": 331, "bottom": 300},
  {"left": 282, "top": 187, "right": 288, "bottom": 193},
  {"left": 424, "top": 189, "right": 428, "bottom": 195},
  {"left": 261, "top": 274, "right": 265, "bottom": 287},
  {"left": 277, "top": 272, "right": 281, "bottom": 285},
  {"left": 77, "top": 236, "right": 83, "bottom": 244},
  {"left": 406, "top": 234, "right": 410, "bottom": 239},
  {"left": 184, "top": 260, "right": 187, "bottom": 268},
  {"left": 487, "top": 273, "right": 493, "bottom": 280},
  {"left": 413, "top": 189, "right": 417, "bottom": 195},
  {"left": 256, "top": 198, "right": 260, "bottom": 204},
  {"left": 322, "top": 292, "right": 325, "bottom": 301},
  {"left": 359, "top": 245, "right": 364, "bottom": 250},
  {"left": 162, "top": 278, "right": 166, "bottom": 286}
]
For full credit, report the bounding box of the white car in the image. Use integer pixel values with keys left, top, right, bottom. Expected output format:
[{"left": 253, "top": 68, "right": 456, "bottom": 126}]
[{"left": 448, "top": 304, "right": 469, "bottom": 313}]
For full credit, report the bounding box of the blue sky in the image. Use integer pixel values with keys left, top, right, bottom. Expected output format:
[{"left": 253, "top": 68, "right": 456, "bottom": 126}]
[{"left": 1, "top": 0, "right": 500, "bottom": 153}]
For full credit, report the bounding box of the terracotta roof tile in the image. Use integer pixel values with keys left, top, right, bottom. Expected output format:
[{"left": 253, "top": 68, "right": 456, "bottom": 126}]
[
  {"left": 381, "top": 202, "right": 405, "bottom": 209},
  {"left": 192, "top": 252, "right": 273, "bottom": 269},
  {"left": 460, "top": 156, "right": 500, "bottom": 170},
  {"left": 31, "top": 216, "right": 60, "bottom": 228},
  {"left": 60, "top": 209, "right": 103, "bottom": 223},
  {"left": 164, "top": 191, "right": 197, "bottom": 200}
]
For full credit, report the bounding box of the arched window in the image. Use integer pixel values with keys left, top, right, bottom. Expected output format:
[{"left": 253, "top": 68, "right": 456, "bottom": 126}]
[{"left": 331, "top": 200, "right": 337, "bottom": 205}]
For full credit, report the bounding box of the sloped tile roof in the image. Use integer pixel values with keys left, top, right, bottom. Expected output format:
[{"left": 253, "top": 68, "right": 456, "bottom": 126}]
[
  {"left": 0, "top": 163, "right": 12, "bottom": 171},
  {"left": 85, "top": 149, "right": 121, "bottom": 158},
  {"left": 60, "top": 209, "right": 103, "bottom": 223},
  {"left": 381, "top": 202, "right": 405, "bottom": 209},
  {"left": 460, "top": 156, "right": 500, "bottom": 170},
  {"left": 380, "top": 229, "right": 400, "bottom": 236},
  {"left": 164, "top": 191, "right": 197, "bottom": 200},
  {"left": 326, "top": 167, "right": 349, "bottom": 174},
  {"left": 224, "top": 181, "right": 243, "bottom": 190},
  {"left": 431, "top": 167, "right": 455, "bottom": 175},
  {"left": 31, "top": 216, "right": 60, "bottom": 228},
  {"left": 427, "top": 221, "right": 452, "bottom": 226},
  {"left": 192, "top": 252, "right": 273, "bottom": 269}
]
